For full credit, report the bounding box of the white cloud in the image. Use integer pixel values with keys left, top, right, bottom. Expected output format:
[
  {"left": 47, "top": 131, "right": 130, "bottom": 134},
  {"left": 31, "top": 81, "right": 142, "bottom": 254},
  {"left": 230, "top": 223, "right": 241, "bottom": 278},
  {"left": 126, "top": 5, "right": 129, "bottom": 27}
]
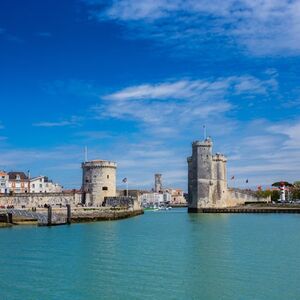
[
  {"left": 268, "top": 121, "right": 300, "bottom": 149},
  {"left": 85, "top": 0, "right": 300, "bottom": 55},
  {"left": 97, "top": 76, "right": 276, "bottom": 137},
  {"left": 224, "top": 119, "right": 300, "bottom": 187}
]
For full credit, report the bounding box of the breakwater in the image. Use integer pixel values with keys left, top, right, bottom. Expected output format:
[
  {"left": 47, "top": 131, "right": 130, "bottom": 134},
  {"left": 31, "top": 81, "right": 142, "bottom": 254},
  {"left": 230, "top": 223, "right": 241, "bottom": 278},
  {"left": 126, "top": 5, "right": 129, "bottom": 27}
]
[
  {"left": 0, "top": 207, "right": 144, "bottom": 227},
  {"left": 188, "top": 204, "right": 300, "bottom": 213}
]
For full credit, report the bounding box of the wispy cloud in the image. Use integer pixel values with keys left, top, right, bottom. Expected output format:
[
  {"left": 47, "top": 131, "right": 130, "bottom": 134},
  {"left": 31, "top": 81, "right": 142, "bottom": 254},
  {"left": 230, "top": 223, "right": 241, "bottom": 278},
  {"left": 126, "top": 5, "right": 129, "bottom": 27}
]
[
  {"left": 33, "top": 116, "right": 82, "bottom": 127},
  {"left": 74, "top": 130, "right": 111, "bottom": 140},
  {"left": 224, "top": 119, "right": 300, "bottom": 187},
  {"left": 97, "top": 76, "right": 276, "bottom": 137},
  {"left": 83, "top": 0, "right": 300, "bottom": 56}
]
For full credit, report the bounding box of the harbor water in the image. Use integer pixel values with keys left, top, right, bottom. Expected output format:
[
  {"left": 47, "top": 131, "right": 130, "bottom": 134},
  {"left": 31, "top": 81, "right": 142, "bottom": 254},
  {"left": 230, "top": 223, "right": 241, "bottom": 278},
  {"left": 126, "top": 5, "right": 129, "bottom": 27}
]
[{"left": 1, "top": 208, "right": 300, "bottom": 299}]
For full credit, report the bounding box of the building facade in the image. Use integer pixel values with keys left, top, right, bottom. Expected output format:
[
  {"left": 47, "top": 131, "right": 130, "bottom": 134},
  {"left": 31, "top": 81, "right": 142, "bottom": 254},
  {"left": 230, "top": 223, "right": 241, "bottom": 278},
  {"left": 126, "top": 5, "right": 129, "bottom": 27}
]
[
  {"left": 30, "top": 176, "right": 63, "bottom": 193},
  {"left": 165, "top": 189, "right": 187, "bottom": 205},
  {"left": 81, "top": 160, "right": 117, "bottom": 206},
  {"left": 8, "top": 172, "right": 30, "bottom": 193},
  {"left": 0, "top": 171, "right": 9, "bottom": 194}
]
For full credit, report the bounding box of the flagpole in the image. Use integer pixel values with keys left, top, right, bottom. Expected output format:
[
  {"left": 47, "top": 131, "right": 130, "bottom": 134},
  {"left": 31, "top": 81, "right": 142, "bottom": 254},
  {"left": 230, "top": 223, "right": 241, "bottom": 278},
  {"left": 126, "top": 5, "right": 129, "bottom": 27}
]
[
  {"left": 203, "top": 125, "right": 207, "bottom": 140},
  {"left": 84, "top": 146, "right": 88, "bottom": 162}
]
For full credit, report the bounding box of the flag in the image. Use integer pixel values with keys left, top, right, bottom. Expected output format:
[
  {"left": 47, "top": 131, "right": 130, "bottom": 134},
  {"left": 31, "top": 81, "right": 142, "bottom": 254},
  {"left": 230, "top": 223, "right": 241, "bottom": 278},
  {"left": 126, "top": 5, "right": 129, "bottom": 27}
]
[
  {"left": 122, "top": 178, "right": 127, "bottom": 183},
  {"left": 246, "top": 179, "right": 249, "bottom": 183},
  {"left": 231, "top": 176, "right": 235, "bottom": 180}
]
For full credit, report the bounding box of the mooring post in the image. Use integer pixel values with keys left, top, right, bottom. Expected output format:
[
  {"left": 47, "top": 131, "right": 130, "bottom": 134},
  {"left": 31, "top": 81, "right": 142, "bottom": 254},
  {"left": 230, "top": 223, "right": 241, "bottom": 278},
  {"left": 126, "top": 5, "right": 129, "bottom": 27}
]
[
  {"left": 66, "top": 204, "right": 71, "bottom": 224},
  {"left": 47, "top": 206, "right": 52, "bottom": 226},
  {"left": 7, "top": 213, "right": 13, "bottom": 224}
]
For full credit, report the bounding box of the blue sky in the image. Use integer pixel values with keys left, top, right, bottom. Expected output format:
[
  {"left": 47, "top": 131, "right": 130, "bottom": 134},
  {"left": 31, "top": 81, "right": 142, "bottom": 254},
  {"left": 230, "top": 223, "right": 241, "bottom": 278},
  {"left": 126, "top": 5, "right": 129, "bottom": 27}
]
[{"left": 1, "top": 0, "right": 300, "bottom": 190}]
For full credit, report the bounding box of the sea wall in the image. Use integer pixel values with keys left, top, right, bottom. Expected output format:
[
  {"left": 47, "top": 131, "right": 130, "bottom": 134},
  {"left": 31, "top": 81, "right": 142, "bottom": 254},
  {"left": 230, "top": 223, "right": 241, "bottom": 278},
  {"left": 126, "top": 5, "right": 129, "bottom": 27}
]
[
  {"left": 225, "top": 189, "right": 271, "bottom": 207},
  {"left": 0, "top": 192, "right": 84, "bottom": 208}
]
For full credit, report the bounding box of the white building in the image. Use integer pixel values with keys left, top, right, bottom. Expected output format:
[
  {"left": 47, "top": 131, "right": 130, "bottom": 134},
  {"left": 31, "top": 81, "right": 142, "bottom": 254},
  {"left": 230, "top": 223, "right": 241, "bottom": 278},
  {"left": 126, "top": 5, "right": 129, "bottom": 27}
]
[
  {"left": 8, "top": 172, "right": 30, "bottom": 193},
  {"left": 30, "top": 176, "right": 63, "bottom": 193},
  {"left": 140, "top": 192, "right": 164, "bottom": 207},
  {"left": 0, "top": 171, "right": 9, "bottom": 194}
]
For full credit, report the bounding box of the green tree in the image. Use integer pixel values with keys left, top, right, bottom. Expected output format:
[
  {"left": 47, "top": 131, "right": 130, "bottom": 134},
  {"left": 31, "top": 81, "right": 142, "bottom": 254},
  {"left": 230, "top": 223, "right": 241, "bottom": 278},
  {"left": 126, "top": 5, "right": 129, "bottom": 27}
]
[{"left": 271, "top": 190, "right": 280, "bottom": 202}]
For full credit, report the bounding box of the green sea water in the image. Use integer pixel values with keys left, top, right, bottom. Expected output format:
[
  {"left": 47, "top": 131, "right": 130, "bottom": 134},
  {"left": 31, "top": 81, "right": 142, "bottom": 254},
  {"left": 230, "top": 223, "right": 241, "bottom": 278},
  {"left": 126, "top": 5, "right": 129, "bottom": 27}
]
[{"left": 1, "top": 208, "right": 300, "bottom": 300}]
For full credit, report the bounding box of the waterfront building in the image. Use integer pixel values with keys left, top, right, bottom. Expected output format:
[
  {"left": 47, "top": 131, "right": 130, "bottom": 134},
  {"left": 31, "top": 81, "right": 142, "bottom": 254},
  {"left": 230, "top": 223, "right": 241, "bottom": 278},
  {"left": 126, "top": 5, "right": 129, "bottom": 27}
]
[
  {"left": 165, "top": 189, "right": 186, "bottom": 205},
  {"left": 140, "top": 192, "right": 164, "bottom": 207},
  {"left": 81, "top": 160, "right": 117, "bottom": 206},
  {"left": 0, "top": 171, "right": 9, "bottom": 194},
  {"left": 8, "top": 172, "right": 30, "bottom": 193},
  {"left": 30, "top": 176, "right": 63, "bottom": 193}
]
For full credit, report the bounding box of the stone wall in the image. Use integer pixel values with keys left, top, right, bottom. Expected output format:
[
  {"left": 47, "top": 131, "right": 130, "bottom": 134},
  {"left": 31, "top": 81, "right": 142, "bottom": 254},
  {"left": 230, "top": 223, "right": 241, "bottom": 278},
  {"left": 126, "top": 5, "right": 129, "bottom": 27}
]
[
  {"left": 0, "top": 192, "right": 83, "bottom": 208},
  {"left": 226, "top": 189, "right": 271, "bottom": 207}
]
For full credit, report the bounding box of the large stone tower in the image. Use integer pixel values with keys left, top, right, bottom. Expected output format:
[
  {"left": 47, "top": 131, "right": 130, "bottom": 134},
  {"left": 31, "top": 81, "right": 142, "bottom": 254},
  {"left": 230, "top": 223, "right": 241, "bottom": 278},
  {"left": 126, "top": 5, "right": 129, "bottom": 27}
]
[
  {"left": 81, "top": 160, "right": 117, "bottom": 206},
  {"left": 187, "top": 138, "right": 228, "bottom": 212}
]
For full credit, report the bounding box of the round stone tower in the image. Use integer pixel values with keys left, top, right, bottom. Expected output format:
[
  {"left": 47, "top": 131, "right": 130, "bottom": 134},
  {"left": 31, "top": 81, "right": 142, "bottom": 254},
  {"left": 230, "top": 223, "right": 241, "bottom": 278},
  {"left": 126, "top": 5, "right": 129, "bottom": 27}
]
[{"left": 81, "top": 160, "right": 117, "bottom": 207}]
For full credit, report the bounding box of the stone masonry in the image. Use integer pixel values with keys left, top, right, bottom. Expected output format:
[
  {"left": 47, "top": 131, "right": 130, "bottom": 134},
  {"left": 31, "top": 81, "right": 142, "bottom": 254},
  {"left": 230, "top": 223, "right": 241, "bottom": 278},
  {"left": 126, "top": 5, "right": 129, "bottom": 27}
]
[
  {"left": 82, "top": 160, "right": 117, "bottom": 206},
  {"left": 187, "top": 138, "right": 269, "bottom": 212}
]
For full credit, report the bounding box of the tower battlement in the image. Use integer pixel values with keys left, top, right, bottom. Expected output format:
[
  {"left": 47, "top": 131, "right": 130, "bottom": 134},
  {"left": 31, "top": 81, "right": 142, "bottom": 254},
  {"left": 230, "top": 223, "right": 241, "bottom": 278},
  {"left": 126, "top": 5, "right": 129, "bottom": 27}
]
[
  {"left": 213, "top": 153, "right": 227, "bottom": 162},
  {"left": 192, "top": 138, "right": 213, "bottom": 148},
  {"left": 81, "top": 160, "right": 117, "bottom": 169}
]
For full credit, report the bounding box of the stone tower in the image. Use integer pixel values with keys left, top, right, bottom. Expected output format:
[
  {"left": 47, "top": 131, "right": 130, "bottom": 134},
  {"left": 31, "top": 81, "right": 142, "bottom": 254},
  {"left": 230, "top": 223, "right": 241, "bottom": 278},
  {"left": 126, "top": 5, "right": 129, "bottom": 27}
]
[
  {"left": 187, "top": 138, "right": 228, "bottom": 212},
  {"left": 81, "top": 160, "right": 117, "bottom": 206},
  {"left": 154, "top": 173, "right": 162, "bottom": 192}
]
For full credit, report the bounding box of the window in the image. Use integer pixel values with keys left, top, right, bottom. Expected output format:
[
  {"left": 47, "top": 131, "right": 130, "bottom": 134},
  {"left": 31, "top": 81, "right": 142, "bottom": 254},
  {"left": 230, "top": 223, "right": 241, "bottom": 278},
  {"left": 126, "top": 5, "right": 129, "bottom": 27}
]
[
  {"left": 102, "top": 186, "right": 108, "bottom": 191},
  {"left": 16, "top": 175, "right": 20, "bottom": 180},
  {"left": 39, "top": 184, "right": 42, "bottom": 188},
  {"left": 107, "top": 175, "right": 109, "bottom": 179},
  {"left": 32, "top": 184, "right": 35, "bottom": 188}
]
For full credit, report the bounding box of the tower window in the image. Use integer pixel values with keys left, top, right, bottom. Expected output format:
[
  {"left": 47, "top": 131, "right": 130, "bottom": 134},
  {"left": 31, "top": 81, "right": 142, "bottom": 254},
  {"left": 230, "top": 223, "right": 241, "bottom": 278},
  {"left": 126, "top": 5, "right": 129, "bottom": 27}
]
[
  {"left": 102, "top": 186, "right": 108, "bottom": 191},
  {"left": 107, "top": 175, "right": 109, "bottom": 179}
]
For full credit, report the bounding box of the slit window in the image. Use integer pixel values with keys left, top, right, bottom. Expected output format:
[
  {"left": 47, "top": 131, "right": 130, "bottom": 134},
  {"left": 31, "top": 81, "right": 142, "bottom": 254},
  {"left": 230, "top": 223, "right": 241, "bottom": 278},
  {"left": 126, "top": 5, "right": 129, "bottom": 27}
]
[{"left": 102, "top": 186, "right": 108, "bottom": 191}]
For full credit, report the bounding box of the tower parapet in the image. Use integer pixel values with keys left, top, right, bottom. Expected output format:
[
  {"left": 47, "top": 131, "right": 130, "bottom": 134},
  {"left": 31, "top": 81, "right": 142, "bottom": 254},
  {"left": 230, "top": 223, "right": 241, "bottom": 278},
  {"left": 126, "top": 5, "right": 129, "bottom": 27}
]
[{"left": 82, "top": 160, "right": 117, "bottom": 206}]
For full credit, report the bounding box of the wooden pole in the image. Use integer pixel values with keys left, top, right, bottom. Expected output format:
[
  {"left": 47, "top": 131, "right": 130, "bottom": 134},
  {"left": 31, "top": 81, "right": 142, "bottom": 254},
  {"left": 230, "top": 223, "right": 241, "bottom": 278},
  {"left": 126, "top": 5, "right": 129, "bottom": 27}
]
[
  {"left": 66, "top": 204, "right": 71, "bottom": 225},
  {"left": 47, "top": 206, "right": 52, "bottom": 226}
]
